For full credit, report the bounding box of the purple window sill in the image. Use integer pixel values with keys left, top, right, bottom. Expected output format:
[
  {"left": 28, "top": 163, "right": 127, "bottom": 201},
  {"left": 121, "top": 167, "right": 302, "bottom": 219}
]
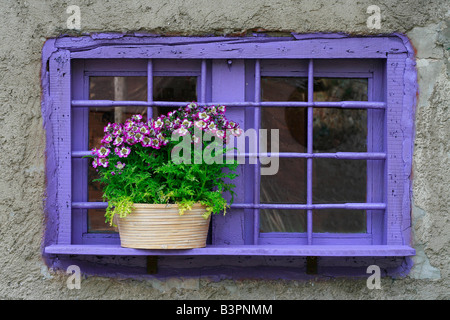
[{"left": 45, "top": 244, "right": 415, "bottom": 257}]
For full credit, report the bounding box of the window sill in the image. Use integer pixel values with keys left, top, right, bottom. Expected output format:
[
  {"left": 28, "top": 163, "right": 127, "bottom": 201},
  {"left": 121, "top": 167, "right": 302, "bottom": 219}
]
[{"left": 44, "top": 244, "right": 415, "bottom": 257}]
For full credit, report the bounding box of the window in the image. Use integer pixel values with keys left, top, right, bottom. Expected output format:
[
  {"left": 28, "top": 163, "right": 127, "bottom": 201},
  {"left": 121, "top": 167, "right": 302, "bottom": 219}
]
[{"left": 42, "top": 35, "right": 416, "bottom": 270}]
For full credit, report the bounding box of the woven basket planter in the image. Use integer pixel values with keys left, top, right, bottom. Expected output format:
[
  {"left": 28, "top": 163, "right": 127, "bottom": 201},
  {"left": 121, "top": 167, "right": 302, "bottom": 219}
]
[{"left": 116, "top": 203, "right": 211, "bottom": 249}]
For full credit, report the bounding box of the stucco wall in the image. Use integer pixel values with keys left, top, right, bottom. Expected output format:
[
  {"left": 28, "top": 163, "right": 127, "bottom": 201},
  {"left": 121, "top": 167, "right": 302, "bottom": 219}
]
[{"left": 0, "top": 0, "right": 448, "bottom": 299}]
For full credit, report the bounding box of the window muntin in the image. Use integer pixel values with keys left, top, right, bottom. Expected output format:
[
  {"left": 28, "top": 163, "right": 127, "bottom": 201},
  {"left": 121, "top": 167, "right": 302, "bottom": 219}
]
[{"left": 73, "top": 59, "right": 383, "bottom": 244}]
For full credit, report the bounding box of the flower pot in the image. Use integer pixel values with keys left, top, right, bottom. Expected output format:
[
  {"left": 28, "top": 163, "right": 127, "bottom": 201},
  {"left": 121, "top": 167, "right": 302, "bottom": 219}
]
[{"left": 116, "top": 203, "right": 211, "bottom": 249}]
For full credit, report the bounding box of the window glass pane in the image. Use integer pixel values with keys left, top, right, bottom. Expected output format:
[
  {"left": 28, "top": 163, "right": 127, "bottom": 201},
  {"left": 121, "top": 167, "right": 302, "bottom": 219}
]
[
  {"left": 88, "top": 76, "right": 147, "bottom": 233},
  {"left": 313, "top": 159, "right": 367, "bottom": 204},
  {"left": 313, "top": 108, "right": 367, "bottom": 152},
  {"left": 313, "top": 78, "right": 368, "bottom": 102},
  {"left": 260, "top": 158, "right": 306, "bottom": 233},
  {"left": 260, "top": 209, "right": 306, "bottom": 233},
  {"left": 313, "top": 209, "right": 366, "bottom": 233},
  {"left": 261, "top": 107, "right": 306, "bottom": 153},
  {"left": 261, "top": 77, "right": 308, "bottom": 102},
  {"left": 260, "top": 158, "right": 307, "bottom": 204},
  {"left": 153, "top": 76, "right": 197, "bottom": 116},
  {"left": 261, "top": 77, "right": 308, "bottom": 153}
]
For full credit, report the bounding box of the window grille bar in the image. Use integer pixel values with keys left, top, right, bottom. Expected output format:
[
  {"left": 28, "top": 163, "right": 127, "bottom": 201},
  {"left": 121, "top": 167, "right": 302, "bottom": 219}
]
[
  {"left": 72, "top": 150, "right": 386, "bottom": 160},
  {"left": 200, "top": 59, "right": 207, "bottom": 103},
  {"left": 147, "top": 59, "right": 153, "bottom": 119},
  {"left": 233, "top": 152, "right": 386, "bottom": 160},
  {"left": 254, "top": 59, "right": 261, "bottom": 245},
  {"left": 307, "top": 59, "right": 314, "bottom": 245},
  {"left": 71, "top": 100, "right": 385, "bottom": 109},
  {"left": 72, "top": 202, "right": 386, "bottom": 210}
]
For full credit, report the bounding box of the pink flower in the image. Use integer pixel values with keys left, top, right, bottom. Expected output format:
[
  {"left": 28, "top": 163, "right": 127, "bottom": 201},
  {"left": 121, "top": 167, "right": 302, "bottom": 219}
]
[
  {"left": 101, "top": 134, "right": 113, "bottom": 144},
  {"left": 141, "top": 136, "right": 152, "bottom": 147},
  {"left": 175, "top": 126, "right": 189, "bottom": 136},
  {"left": 104, "top": 123, "right": 113, "bottom": 133},
  {"left": 151, "top": 138, "right": 161, "bottom": 149},
  {"left": 113, "top": 136, "right": 124, "bottom": 146},
  {"left": 215, "top": 130, "right": 225, "bottom": 139},
  {"left": 134, "top": 132, "right": 144, "bottom": 142},
  {"left": 115, "top": 146, "right": 131, "bottom": 158},
  {"left": 153, "top": 118, "right": 164, "bottom": 130},
  {"left": 181, "top": 118, "right": 192, "bottom": 128},
  {"left": 97, "top": 146, "right": 110, "bottom": 158},
  {"left": 231, "top": 127, "right": 243, "bottom": 137},
  {"left": 115, "top": 161, "right": 125, "bottom": 170},
  {"left": 217, "top": 105, "right": 226, "bottom": 114},
  {"left": 98, "top": 157, "right": 109, "bottom": 168},
  {"left": 196, "top": 111, "right": 210, "bottom": 121},
  {"left": 124, "top": 134, "right": 137, "bottom": 146},
  {"left": 139, "top": 125, "right": 150, "bottom": 135},
  {"left": 194, "top": 120, "right": 207, "bottom": 129}
]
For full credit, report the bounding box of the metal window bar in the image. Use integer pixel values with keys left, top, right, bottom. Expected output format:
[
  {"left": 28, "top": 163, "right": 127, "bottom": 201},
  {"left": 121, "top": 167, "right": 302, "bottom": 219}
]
[
  {"left": 253, "top": 59, "right": 261, "bottom": 245},
  {"left": 307, "top": 58, "right": 314, "bottom": 245},
  {"left": 73, "top": 58, "right": 385, "bottom": 246},
  {"left": 72, "top": 202, "right": 386, "bottom": 210},
  {"left": 71, "top": 100, "right": 385, "bottom": 109},
  {"left": 147, "top": 59, "right": 153, "bottom": 119}
]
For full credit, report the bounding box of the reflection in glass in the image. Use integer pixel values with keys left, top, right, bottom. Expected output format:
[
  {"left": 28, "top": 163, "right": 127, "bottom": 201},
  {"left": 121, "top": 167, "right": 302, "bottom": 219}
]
[
  {"left": 313, "top": 108, "right": 367, "bottom": 152},
  {"left": 314, "top": 78, "right": 368, "bottom": 102},
  {"left": 313, "top": 159, "right": 367, "bottom": 204},
  {"left": 260, "top": 210, "right": 306, "bottom": 233}
]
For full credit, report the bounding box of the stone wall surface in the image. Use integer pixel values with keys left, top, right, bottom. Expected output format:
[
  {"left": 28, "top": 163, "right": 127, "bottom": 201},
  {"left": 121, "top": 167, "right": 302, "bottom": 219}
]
[{"left": 0, "top": 0, "right": 448, "bottom": 299}]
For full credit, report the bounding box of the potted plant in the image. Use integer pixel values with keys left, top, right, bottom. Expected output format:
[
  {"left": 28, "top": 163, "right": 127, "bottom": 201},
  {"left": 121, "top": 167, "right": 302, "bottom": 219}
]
[{"left": 87, "top": 103, "right": 242, "bottom": 249}]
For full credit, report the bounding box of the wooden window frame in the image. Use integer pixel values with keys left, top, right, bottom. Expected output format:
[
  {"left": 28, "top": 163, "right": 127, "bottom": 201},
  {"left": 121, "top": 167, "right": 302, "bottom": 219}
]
[{"left": 42, "top": 34, "right": 416, "bottom": 259}]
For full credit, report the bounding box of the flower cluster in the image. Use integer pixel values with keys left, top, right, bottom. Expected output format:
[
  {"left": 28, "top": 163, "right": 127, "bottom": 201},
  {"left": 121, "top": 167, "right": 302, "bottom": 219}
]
[{"left": 90, "top": 103, "right": 242, "bottom": 169}]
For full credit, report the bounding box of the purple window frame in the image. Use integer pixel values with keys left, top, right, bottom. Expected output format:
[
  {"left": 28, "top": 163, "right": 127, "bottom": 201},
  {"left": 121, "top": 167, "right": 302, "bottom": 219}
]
[{"left": 42, "top": 34, "right": 416, "bottom": 259}]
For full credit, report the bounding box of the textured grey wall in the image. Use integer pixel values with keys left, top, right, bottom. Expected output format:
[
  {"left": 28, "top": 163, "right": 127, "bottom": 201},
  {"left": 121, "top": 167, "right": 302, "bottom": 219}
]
[{"left": 0, "top": 0, "right": 448, "bottom": 299}]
